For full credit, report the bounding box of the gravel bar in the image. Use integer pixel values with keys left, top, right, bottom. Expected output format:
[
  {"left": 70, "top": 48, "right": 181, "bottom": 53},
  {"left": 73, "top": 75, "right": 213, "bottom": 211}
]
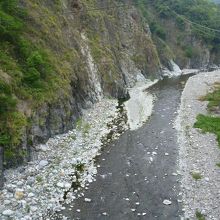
[{"left": 176, "top": 71, "right": 220, "bottom": 220}]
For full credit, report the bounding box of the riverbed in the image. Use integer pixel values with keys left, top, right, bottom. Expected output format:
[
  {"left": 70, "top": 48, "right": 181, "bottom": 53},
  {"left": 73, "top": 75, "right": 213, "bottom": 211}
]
[{"left": 57, "top": 75, "right": 192, "bottom": 220}]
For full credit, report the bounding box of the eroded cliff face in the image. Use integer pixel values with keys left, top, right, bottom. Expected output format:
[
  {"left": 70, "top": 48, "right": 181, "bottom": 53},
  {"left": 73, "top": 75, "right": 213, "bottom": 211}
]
[
  {"left": 3, "top": 0, "right": 219, "bottom": 167},
  {"left": 7, "top": 0, "right": 161, "bottom": 166},
  {"left": 155, "top": 19, "right": 217, "bottom": 69}
]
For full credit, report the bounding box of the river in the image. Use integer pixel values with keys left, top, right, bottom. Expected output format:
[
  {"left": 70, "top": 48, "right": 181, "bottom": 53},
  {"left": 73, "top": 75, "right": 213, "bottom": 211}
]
[{"left": 57, "top": 75, "right": 191, "bottom": 220}]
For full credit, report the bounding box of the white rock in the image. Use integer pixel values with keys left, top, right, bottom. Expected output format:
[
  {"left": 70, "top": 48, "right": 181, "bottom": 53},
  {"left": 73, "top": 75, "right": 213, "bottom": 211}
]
[
  {"left": 57, "top": 182, "right": 65, "bottom": 188},
  {"left": 84, "top": 198, "right": 92, "bottom": 202},
  {"left": 205, "top": 177, "right": 209, "bottom": 182},
  {"left": 163, "top": 200, "right": 172, "bottom": 205},
  {"left": 39, "top": 160, "right": 48, "bottom": 168},
  {"left": 17, "top": 181, "right": 23, "bottom": 186},
  {"left": 4, "top": 200, "right": 11, "bottom": 205},
  {"left": 2, "top": 209, "right": 14, "bottom": 216},
  {"left": 30, "top": 206, "right": 38, "bottom": 212},
  {"left": 102, "top": 212, "right": 108, "bottom": 216},
  {"left": 39, "top": 145, "right": 48, "bottom": 152},
  {"left": 28, "top": 193, "right": 35, "bottom": 198},
  {"left": 64, "top": 183, "right": 71, "bottom": 189}
]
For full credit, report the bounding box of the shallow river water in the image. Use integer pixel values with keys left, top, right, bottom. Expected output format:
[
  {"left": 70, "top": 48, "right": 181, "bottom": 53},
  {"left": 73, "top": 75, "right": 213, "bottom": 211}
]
[{"left": 58, "top": 75, "right": 192, "bottom": 220}]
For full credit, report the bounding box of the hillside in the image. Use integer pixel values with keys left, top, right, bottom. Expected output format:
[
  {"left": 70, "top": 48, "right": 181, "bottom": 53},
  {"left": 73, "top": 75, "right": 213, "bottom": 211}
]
[
  {"left": 213, "top": 0, "right": 220, "bottom": 4},
  {"left": 0, "top": 0, "right": 220, "bottom": 169},
  {"left": 136, "top": 0, "right": 220, "bottom": 68}
]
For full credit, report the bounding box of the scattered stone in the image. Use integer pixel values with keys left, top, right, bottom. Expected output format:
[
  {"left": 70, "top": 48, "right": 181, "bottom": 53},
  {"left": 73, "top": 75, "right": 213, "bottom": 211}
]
[
  {"left": 84, "top": 198, "right": 92, "bottom": 202},
  {"left": 57, "top": 182, "right": 65, "bottom": 188},
  {"left": 28, "top": 193, "right": 35, "bottom": 198},
  {"left": 26, "top": 177, "right": 35, "bottom": 186},
  {"left": 4, "top": 200, "right": 11, "bottom": 205},
  {"left": 39, "top": 160, "right": 49, "bottom": 168},
  {"left": 2, "top": 209, "right": 14, "bottom": 216},
  {"left": 30, "top": 206, "right": 38, "bottom": 212},
  {"left": 39, "top": 145, "right": 48, "bottom": 152},
  {"left": 163, "top": 200, "right": 172, "bottom": 205},
  {"left": 17, "top": 181, "right": 23, "bottom": 187},
  {"left": 64, "top": 183, "right": 71, "bottom": 189},
  {"left": 205, "top": 177, "right": 209, "bottom": 182},
  {"left": 14, "top": 189, "right": 24, "bottom": 200}
]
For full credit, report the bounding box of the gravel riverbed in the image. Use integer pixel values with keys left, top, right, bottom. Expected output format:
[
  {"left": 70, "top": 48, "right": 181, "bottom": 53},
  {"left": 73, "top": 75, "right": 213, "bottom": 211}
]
[
  {"left": 176, "top": 71, "right": 220, "bottom": 220},
  {"left": 0, "top": 98, "right": 128, "bottom": 220}
]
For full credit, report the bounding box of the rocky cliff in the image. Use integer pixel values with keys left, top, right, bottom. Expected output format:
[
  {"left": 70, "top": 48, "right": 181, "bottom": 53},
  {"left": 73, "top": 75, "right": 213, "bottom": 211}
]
[
  {"left": 1, "top": 0, "right": 162, "bottom": 167},
  {"left": 0, "top": 0, "right": 219, "bottom": 167}
]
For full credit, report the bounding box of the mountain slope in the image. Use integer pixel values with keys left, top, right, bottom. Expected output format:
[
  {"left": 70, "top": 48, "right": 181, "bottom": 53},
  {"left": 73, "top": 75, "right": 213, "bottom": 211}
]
[
  {"left": 0, "top": 0, "right": 220, "bottom": 168},
  {"left": 0, "top": 0, "right": 161, "bottom": 167},
  {"left": 135, "top": 0, "right": 220, "bottom": 68}
]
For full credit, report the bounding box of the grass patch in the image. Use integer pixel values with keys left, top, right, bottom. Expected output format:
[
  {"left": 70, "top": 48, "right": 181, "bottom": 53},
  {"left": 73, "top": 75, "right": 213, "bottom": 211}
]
[
  {"left": 76, "top": 118, "right": 91, "bottom": 137},
  {"left": 36, "top": 175, "right": 43, "bottom": 183},
  {"left": 194, "top": 114, "right": 220, "bottom": 147},
  {"left": 201, "top": 83, "right": 220, "bottom": 111},
  {"left": 216, "top": 163, "right": 220, "bottom": 168},
  {"left": 191, "top": 171, "right": 202, "bottom": 180},
  {"left": 196, "top": 210, "right": 206, "bottom": 220},
  {"left": 75, "top": 163, "right": 85, "bottom": 173}
]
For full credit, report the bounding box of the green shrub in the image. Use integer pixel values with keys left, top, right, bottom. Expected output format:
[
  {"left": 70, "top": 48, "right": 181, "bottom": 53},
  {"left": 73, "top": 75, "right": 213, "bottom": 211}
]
[
  {"left": 0, "top": 0, "right": 65, "bottom": 163},
  {"left": 196, "top": 211, "right": 206, "bottom": 220},
  {"left": 150, "top": 22, "right": 166, "bottom": 40}
]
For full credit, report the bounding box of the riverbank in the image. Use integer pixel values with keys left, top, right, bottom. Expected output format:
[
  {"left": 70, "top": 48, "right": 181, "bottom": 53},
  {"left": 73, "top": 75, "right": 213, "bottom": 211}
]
[
  {"left": 0, "top": 98, "right": 128, "bottom": 220},
  {"left": 0, "top": 75, "right": 159, "bottom": 219},
  {"left": 176, "top": 71, "right": 220, "bottom": 220}
]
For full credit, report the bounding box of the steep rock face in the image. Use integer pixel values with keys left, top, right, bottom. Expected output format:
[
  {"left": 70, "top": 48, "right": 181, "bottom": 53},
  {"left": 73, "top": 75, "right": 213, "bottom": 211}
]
[
  {"left": 136, "top": 0, "right": 220, "bottom": 70},
  {"left": 9, "top": 0, "right": 161, "bottom": 166},
  {"left": 151, "top": 18, "right": 219, "bottom": 69}
]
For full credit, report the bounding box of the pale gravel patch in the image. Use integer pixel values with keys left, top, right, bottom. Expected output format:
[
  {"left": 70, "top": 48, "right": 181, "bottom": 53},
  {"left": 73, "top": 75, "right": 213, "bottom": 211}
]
[
  {"left": 125, "top": 79, "right": 158, "bottom": 130},
  {"left": 176, "top": 71, "right": 220, "bottom": 220}
]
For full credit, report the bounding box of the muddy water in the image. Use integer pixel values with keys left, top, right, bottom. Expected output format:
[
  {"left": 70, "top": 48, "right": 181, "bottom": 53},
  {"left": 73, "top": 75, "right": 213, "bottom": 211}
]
[{"left": 58, "top": 75, "right": 191, "bottom": 220}]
